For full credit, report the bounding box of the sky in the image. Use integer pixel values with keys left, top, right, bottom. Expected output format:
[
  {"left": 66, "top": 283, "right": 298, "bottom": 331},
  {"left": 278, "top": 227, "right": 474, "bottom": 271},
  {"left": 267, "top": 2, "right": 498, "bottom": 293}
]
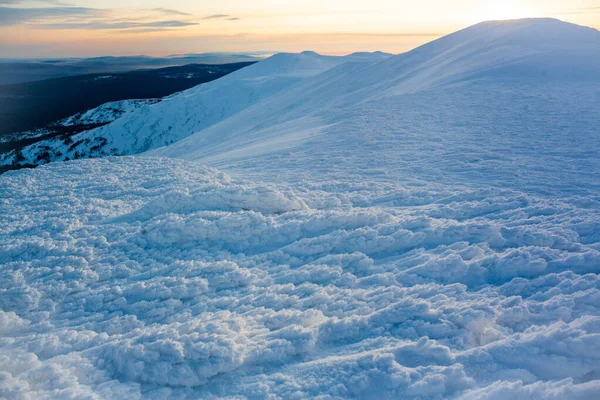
[{"left": 1, "top": 0, "right": 599, "bottom": 58}]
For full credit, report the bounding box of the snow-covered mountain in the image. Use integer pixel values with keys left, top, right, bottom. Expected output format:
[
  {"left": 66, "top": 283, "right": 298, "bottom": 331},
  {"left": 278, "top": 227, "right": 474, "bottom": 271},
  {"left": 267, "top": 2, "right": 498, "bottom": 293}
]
[
  {"left": 0, "top": 99, "right": 159, "bottom": 146},
  {"left": 60, "top": 99, "right": 162, "bottom": 127},
  {"left": 1, "top": 52, "right": 389, "bottom": 168},
  {"left": 1, "top": 19, "right": 599, "bottom": 399},
  {"left": 152, "top": 18, "right": 600, "bottom": 196},
  {"left": 0, "top": 53, "right": 265, "bottom": 85}
]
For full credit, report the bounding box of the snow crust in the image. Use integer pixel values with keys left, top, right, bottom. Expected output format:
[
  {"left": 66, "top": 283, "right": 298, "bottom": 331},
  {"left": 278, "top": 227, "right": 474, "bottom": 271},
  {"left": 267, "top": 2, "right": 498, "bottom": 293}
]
[
  {"left": 1, "top": 18, "right": 599, "bottom": 399},
  {"left": 1, "top": 156, "right": 599, "bottom": 398}
]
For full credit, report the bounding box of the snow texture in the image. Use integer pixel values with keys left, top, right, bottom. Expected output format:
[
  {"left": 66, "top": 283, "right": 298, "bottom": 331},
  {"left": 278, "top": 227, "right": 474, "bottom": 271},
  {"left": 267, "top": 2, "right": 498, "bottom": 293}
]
[
  {"left": 1, "top": 156, "right": 599, "bottom": 399},
  {"left": 1, "top": 18, "right": 599, "bottom": 400},
  {"left": 59, "top": 99, "right": 161, "bottom": 127},
  {"left": 0, "top": 99, "right": 158, "bottom": 157}
]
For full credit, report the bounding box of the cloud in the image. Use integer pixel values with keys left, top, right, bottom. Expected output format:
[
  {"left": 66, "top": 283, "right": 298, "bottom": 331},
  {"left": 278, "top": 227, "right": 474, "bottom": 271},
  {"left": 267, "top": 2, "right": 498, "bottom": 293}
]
[
  {"left": 0, "top": 5, "right": 200, "bottom": 32},
  {"left": 202, "top": 14, "right": 240, "bottom": 21},
  {"left": 0, "top": 5, "right": 236, "bottom": 31},
  {"left": 0, "top": 6, "right": 103, "bottom": 26},
  {"left": 202, "top": 14, "right": 230, "bottom": 20},
  {"left": 151, "top": 8, "right": 192, "bottom": 17},
  {"left": 0, "top": 0, "right": 74, "bottom": 4},
  {"left": 38, "top": 20, "right": 198, "bottom": 30}
]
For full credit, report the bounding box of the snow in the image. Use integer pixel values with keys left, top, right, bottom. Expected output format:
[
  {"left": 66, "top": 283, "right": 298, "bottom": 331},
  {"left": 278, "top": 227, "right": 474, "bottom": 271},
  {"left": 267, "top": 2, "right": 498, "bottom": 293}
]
[
  {"left": 0, "top": 128, "right": 51, "bottom": 145},
  {"left": 60, "top": 99, "right": 161, "bottom": 127},
  {"left": 1, "top": 52, "right": 389, "bottom": 168},
  {"left": 150, "top": 19, "right": 600, "bottom": 197},
  {"left": 0, "top": 99, "right": 159, "bottom": 165},
  {"left": 1, "top": 18, "right": 600, "bottom": 399},
  {"left": 1, "top": 156, "right": 599, "bottom": 398}
]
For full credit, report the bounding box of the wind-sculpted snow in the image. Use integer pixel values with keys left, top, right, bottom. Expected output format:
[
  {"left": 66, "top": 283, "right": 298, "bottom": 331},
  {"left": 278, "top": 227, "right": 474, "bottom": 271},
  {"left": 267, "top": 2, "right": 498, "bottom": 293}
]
[{"left": 1, "top": 157, "right": 599, "bottom": 399}]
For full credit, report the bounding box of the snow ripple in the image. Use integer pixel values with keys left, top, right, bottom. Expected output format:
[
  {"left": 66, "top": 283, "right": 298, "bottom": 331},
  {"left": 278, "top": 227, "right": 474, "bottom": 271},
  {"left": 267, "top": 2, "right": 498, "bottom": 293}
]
[{"left": 0, "top": 157, "right": 599, "bottom": 399}]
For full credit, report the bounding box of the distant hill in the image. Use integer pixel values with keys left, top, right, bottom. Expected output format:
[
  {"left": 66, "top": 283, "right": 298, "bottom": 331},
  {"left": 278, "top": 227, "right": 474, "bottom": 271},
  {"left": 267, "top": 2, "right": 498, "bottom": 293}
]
[
  {"left": 0, "top": 53, "right": 264, "bottom": 85},
  {"left": 0, "top": 62, "right": 255, "bottom": 141},
  {"left": 0, "top": 52, "right": 389, "bottom": 169}
]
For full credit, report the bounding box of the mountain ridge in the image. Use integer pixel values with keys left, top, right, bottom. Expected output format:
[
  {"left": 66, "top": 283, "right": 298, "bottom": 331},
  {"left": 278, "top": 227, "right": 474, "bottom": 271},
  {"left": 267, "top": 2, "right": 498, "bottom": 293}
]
[
  {"left": 148, "top": 17, "right": 600, "bottom": 197},
  {"left": 3, "top": 18, "right": 599, "bottom": 180}
]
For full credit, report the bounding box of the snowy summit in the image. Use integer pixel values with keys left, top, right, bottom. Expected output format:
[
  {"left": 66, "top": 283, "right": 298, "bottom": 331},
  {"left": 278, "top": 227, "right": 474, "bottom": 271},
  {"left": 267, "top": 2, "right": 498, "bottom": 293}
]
[{"left": 1, "top": 18, "right": 600, "bottom": 399}]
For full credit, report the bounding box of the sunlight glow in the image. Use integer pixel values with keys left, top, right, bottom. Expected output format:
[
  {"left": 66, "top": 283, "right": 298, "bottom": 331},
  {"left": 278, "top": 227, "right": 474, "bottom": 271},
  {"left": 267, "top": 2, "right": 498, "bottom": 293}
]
[
  {"left": 0, "top": 0, "right": 598, "bottom": 57},
  {"left": 473, "top": 1, "right": 540, "bottom": 22}
]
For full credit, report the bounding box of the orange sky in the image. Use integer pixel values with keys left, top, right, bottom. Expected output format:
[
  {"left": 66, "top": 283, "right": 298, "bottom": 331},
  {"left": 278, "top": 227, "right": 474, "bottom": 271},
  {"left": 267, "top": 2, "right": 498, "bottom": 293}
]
[{"left": 1, "top": 0, "right": 599, "bottom": 58}]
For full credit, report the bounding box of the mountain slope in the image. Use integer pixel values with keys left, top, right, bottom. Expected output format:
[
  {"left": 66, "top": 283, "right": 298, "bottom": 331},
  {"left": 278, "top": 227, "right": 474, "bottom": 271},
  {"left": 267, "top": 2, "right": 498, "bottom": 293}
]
[
  {"left": 0, "top": 99, "right": 159, "bottom": 165},
  {"left": 0, "top": 63, "right": 254, "bottom": 138},
  {"left": 1, "top": 52, "right": 389, "bottom": 169},
  {"left": 367, "top": 18, "right": 600, "bottom": 96},
  {"left": 152, "top": 18, "right": 600, "bottom": 196}
]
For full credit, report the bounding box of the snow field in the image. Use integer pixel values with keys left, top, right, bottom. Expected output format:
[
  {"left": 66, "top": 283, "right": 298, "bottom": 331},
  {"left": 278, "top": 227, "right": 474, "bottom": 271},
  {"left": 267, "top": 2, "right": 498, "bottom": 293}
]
[{"left": 1, "top": 157, "right": 599, "bottom": 398}]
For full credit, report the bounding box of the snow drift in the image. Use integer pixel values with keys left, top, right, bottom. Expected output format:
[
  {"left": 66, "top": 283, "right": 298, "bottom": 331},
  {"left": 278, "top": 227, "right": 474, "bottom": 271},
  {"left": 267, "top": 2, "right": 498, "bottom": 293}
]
[{"left": 1, "top": 157, "right": 599, "bottom": 399}]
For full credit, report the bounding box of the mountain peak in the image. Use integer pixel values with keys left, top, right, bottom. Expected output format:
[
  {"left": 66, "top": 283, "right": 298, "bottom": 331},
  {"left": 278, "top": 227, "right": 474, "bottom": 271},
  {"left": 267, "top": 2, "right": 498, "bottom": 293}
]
[
  {"left": 456, "top": 17, "right": 600, "bottom": 47},
  {"left": 301, "top": 50, "right": 320, "bottom": 56},
  {"left": 377, "top": 16, "right": 600, "bottom": 92},
  {"left": 476, "top": 17, "right": 563, "bottom": 26}
]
